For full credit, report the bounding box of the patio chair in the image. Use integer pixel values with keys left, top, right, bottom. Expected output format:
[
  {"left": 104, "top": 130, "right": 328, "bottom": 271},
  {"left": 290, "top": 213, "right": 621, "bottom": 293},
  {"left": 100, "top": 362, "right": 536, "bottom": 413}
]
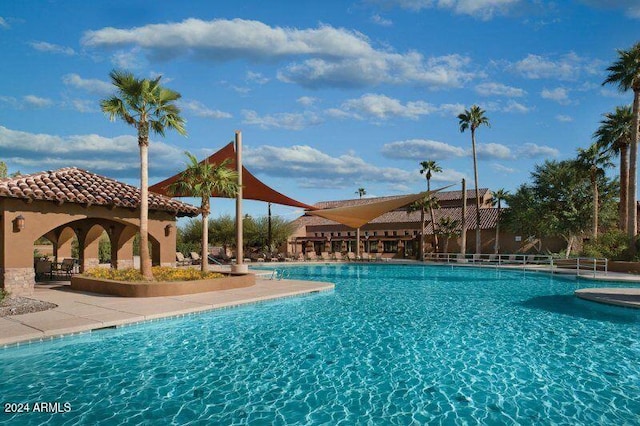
[
  {"left": 35, "top": 259, "right": 52, "bottom": 280},
  {"left": 306, "top": 252, "right": 318, "bottom": 261},
  {"left": 333, "top": 252, "right": 343, "bottom": 261},
  {"left": 320, "top": 252, "right": 331, "bottom": 261},
  {"left": 54, "top": 258, "right": 76, "bottom": 278},
  {"left": 190, "top": 252, "right": 202, "bottom": 265},
  {"left": 347, "top": 252, "right": 356, "bottom": 261}
]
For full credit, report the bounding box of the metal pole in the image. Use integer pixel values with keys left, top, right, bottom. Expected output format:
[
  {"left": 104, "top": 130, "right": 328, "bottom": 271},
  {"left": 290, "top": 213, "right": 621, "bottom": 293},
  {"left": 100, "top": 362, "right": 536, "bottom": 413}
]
[
  {"left": 356, "top": 227, "right": 361, "bottom": 259},
  {"left": 232, "top": 130, "right": 248, "bottom": 274},
  {"left": 267, "top": 202, "right": 272, "bottom": 252}
]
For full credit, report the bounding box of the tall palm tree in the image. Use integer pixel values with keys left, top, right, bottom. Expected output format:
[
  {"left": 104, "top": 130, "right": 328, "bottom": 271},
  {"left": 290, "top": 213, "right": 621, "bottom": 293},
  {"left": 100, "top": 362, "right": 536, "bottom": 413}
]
[
  {"left": 491, "top": 189, "right": 509, "bottom": 254},
  {"left": 407, "top": 195, "right": 439, "bottom": 259},
  {"left": 355, "top": 187, "right": 366, "bottom": 198},
  {"left": 101, "top": 70, "right": 186, "bottom": 279},
  {"left": 419, "top": 160, "right": 442, "bottom": 251},
  {"left": 169, "top": 152, "right": 238, "bottom": 272},
  {"left": 458, "top": 105, "right": 490, "bottom": 254},
  {"left": 594, "top": 105, "right": 633, "bottom": 231},
  {"left": 576, "top": 144, "right": 613, "bottom": 238},
  {"left": 603, "top": 42, "right": 640, "bottom": 248}
]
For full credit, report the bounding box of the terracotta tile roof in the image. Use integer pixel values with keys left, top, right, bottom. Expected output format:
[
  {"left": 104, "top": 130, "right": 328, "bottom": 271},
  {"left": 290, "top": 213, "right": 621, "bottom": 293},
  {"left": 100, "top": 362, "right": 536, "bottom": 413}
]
[
  {"left": 293, "top": 206, "right": 500, "bottom": 232},
  {"left": 0, "top": 167, "right": 199, "bottom": 217}
]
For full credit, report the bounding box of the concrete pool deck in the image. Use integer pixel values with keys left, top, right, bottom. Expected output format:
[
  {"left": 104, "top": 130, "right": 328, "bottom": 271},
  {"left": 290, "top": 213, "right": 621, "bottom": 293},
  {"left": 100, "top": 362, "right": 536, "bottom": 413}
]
[{"left": 0, "top": 276, "right": 334, "bottom": 347}]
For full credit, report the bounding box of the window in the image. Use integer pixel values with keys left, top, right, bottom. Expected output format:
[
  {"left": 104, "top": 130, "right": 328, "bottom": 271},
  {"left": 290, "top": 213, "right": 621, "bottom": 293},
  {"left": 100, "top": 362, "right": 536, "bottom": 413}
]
[
  {"left": 393, "top": 231, "right": 397, "bottom": 236},
  {"left": 315, "top": 233, "right": 318, "bottom": 237},
  {"left": 384, "top": 241, "right": 398, "bottom": 253},
  {"left": 384, "top": 231, "right": 388, "bottom": 237},
  {"left": 373, "top": 231, "right": 377, "bottom": 236}
]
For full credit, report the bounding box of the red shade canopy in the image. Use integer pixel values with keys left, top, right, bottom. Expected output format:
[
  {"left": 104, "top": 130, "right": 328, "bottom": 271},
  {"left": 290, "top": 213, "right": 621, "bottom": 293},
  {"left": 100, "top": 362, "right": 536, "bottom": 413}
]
[{"left": 149, "top": 142, "right": 316, "bottom": 210}]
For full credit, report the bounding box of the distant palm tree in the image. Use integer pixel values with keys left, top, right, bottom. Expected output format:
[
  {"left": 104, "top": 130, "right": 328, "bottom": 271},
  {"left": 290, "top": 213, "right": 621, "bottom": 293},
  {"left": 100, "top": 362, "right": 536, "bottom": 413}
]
[
  {"left": 355, "top": 187, "right": 366, "bottom": 199},
  {"left": 420, "top": 160, "right": 442, "bottom": 251},
  {"left": 603, "top": 42, "right": 640, "bottom": 246},
  {"left": 491, "top": 189, "right": 509, "bottom": 254},
  {"left": 101, "top": 70, "right": 186, "bottom": 279},
  {"left": 594, "top": 105, "right": 633, "bottom": 231},
  {"left": 169, "top": 153, "right": 238, "bottom": 272},
  {"left": 458, "top": 105, "right": 490, "bottom": 254},
  {"left": 576, "top": 144, "right": 613, "bottom": 238},
  {"left": 407, "top": 195, "right": 439, "bottom": 258},
  {"left": 436, "top": 216, "right": 459, "bottom": 254}
]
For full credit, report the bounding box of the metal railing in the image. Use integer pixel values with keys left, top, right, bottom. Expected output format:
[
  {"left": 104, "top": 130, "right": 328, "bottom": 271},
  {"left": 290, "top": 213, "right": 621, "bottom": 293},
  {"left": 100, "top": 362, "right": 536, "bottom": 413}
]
[
  {"left": 269, "top": 268, "right": 291, "bottom": 280},
  {"left": 422, "top": 253, "right": 608, "bottom": 277}
]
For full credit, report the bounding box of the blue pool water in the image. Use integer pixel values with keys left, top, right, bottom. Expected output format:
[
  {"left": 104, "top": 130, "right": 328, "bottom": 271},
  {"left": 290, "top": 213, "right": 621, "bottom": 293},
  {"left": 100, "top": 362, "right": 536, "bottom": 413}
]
[{"left": 1, "top": 264, "right": 639, "bottom": 425}]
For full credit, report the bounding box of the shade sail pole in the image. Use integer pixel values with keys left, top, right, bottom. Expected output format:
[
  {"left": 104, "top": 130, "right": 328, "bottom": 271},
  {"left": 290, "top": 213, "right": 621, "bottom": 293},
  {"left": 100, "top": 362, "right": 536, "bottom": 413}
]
[{"left": 232, "top": 131, "right": 248, "bottom": 274}]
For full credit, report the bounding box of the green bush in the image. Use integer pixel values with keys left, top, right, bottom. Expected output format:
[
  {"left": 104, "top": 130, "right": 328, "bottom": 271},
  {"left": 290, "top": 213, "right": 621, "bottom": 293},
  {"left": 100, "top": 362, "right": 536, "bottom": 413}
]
[
  {"left": 0, "top": 289, "right": 8, "bottom": 303},
  {"left": 581, "top": 229, "right": 630, "bottom": 260}
]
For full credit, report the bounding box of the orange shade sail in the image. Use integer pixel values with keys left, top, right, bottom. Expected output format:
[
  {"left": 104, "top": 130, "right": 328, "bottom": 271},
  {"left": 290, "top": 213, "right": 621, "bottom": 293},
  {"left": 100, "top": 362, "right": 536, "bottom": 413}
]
[
  {"left": 306, "top": 185, "right": 453, "bottom": 229},
  {"left": 149, "top": 142, "right": 316, "bottom": 210}
]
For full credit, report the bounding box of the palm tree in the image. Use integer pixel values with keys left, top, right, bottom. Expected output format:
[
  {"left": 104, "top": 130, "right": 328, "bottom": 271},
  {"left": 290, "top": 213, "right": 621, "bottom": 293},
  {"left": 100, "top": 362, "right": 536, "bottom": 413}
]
[
  {"left": 407, "top": 195, "right": 439, "bottom": 259},
  {"left": 436, "top": 216, "right": 459, "bottom": 254},
  {"left": 355, "top": 187, "right": 366, "bottom": 199},
  {"left": 101, "top": 70, "right": 186, "bottom": 279},
  {"left": 603, "top": 42, "right": 640, "bottom": 248},
  {"left": 576, "top": 144, "right": 613, "bottom": 238},
  {"left": 169, "top": 152, "right": 238, "bottom": 272},
  {"left": 458, "top": 105, "right": 490, "bottom": 254},
  {"left": 419, "top": 160, "right": 442, "bottom": 251},
  {"left": 594, "top": 105, "right": 633, "bottom": 231},
  {"left": 491, "top": 189, "right": 509, "bottom": 254}
]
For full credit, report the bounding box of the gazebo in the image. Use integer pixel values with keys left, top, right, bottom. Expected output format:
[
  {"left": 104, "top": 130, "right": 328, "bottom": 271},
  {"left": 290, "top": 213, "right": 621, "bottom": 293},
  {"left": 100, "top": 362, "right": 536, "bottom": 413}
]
[{"left": 0, "top": 167, "right": 199, "bottom": 295}]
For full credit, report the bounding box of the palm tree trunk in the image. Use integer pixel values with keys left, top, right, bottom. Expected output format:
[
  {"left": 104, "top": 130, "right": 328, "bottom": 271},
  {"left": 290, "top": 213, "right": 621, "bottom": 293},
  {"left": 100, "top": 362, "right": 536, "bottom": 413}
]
[
  {"left": 461, "top": 178, "right": 467, "bottom": 254},
  {"left": 139, "top": 142, "right": 152, "bottom": 279},
  {"left": 427, "top": 179, "right": 438, "bottom": 252},
  {"left": 420, "top": 208, "right": 425, "bottom": 261},
  {"left": 620, "top": 144, "right": 629, "bottom": 231},
  {"left": 494, "top": 202, "right": 501, "bottom": 254},
  {"left": 471, "top": 129, "right": 482, "bottom": 254},
  {"left": 201, "top": 213, "right": 209, "bottom": 273},
  {"left": 628, "top": 90, "right": 640, "bottom": 251},
  {"left": 593, "top": 175, "right": 599, "bottom": 238}
]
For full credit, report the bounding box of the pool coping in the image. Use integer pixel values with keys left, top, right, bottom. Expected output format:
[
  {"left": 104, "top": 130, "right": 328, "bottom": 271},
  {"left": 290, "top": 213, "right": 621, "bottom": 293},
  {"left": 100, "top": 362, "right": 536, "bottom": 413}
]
[{"left": 0, "top": 277, "right": 334, "bottom": 349}]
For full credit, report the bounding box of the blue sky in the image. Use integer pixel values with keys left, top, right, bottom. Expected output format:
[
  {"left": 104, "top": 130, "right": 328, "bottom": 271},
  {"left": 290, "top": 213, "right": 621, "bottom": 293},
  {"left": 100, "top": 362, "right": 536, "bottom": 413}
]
[{"left": 0, "top": 0, "right": 638, "bottom": 220}]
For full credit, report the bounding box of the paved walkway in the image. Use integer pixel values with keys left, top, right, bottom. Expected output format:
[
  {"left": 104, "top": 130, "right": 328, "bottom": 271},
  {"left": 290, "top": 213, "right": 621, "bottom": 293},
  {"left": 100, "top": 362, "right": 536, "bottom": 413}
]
[
  {"left": 0, "top": 277, "right": 334, "bottom": 347},
  {"left": 575, "top": 287, "right": 640, "bottom": 309}
]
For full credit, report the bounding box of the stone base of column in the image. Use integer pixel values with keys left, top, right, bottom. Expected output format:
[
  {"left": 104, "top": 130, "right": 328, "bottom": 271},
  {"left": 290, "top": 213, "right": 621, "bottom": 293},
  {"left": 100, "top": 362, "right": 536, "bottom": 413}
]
[
  {"left": 231, "top": 264, "right": 249, "bottom": 274},
  {"left": 116, "top": 259, "right": 135, "bottom": 270},
  {"left": 1, "top": 267, "right": 35, "bottom": 296}
]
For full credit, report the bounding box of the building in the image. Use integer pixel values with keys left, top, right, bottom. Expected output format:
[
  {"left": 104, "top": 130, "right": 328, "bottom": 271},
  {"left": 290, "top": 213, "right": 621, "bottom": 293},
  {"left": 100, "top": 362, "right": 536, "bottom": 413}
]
[{"left": 289, "top": 189, "right": 564, "bottom": 258}]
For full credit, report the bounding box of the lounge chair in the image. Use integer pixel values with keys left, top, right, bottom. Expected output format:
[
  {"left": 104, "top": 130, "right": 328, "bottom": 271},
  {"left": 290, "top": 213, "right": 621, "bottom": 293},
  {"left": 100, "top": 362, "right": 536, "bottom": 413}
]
[
  {"left": 320, "top": 252, "right": 331, "bottom": 261},
  {"left": 306, "top": 252, "right": 318, "bottom": 261},
  {"left": 374, "top": 253, "right": 382, "bottom": 262},
  {"left": 190, "top": 252, "right": 202, "bottom": 265},
  {"left": 176, "top": 252, "right": 191, "bottom": 266},
  {"left": 347, "top": 252, "right": 356, "bottom": 261},
  {"left": 295, "top": 253, "right": 305, "bottom": 262},
  {"left": 333, "top": 252, "right": 343, "bottom": 261},
  {"left": 360, "top": 252, "right": 370, "bottom": 262}
]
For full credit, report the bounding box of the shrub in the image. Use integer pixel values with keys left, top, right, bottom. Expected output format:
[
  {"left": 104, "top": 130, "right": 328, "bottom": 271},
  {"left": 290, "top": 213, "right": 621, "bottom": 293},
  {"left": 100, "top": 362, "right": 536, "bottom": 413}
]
[
  {"left": 83, "top": 266, "right": 223, "bottom": 282},
  {"left": 0, "top": 289, "right": 7, "bottom": 303},
  {"left": 581, "top": 229, "right": 630, "bottom": 260}
]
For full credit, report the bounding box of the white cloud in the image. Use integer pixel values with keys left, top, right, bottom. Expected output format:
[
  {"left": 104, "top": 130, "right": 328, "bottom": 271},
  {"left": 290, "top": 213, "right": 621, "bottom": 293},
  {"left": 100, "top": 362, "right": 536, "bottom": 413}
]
[
  {"left": 599, "top": 88, "right": 628, "bottom": 99},
  {"left": 242, "top": 110, "right": 323, "bottom": 130},
  {"left": 555, "top": 114, "right": 573, "bottom": 122},
  {"left": 518, "top": 142, "right": 559, "bottom": 158},
  {"left": 511, "top": 52, "right": 600, "bottom": 81},
  {"left": 578, "top": 0, "right": 640, "bottom": 19},
  {"left": 370, "top": 14, "right": 393, "bottom": 26},
  {"left": 503, "top": 100, "right": 531, "bottom": 113},
  {"left": 475, "top": 82, "right": 525, "bottom": 97},
  {"left": 367, "top": 0, "right": 523, "bottom": 20},
  {"left": 335, "top": 93, "right": 436, "bottom": 120},
  {"left": 297, "top": 96, "right": 318, "bottom": 106},
  {"left": 83, "top": 18, "right": 476, "bottom": 89},
  {"left": 29, "top": 41, "right": 75, "bottom": 56},
  {"left": 541, "top": 87, "right": 570, "bottom": 104},
  {"left": 244, "top": 144, "right": 463, "bottom": 189},
  {"left": 0, "top": 17, "right": 10, "bottom": 29},
  {"left": 246, "top": 71, "right": 269, "bottom": 84},
  {"left": 68, "top": 99, "right": 96, "bottom": 113},
  {"left": 491, "top": 163, "right": 515, "bottom": 173},
  {"left": 476, "top": 143, "right": 512, "bottom": 159},
  {"left": 381, "top": 139, "right": 466, "bottom": 160},
  {"left": 62, "top": 74, "right": 113, "bottom": 95},
  {"left": 180, "top": 100, "right": 232, "bottom": 119},
  {"left": 23, "top": 95, "right": 53, "bottom": 108},
  {"left": 111, "top": 49, "right": 144, "bottom": 69},
  {"left": 0, "top": 126, "right": 183, "bottom": 179}
]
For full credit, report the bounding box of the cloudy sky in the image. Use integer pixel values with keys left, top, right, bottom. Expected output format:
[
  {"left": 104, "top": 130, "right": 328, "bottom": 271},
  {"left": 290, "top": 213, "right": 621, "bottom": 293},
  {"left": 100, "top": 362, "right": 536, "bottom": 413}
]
[{"left": 0, "top": 0, "right": 637, "bottom": 218}]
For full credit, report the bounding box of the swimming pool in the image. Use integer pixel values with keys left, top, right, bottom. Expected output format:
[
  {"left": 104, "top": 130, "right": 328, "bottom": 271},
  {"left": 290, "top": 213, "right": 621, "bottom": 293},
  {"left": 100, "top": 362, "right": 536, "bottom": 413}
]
[{"left": 1, "top": 264, "right": 639, "bottom": 424}]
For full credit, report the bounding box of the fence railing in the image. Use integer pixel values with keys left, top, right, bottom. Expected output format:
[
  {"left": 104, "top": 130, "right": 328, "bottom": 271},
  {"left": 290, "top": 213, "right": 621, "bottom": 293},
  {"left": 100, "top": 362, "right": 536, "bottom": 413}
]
[{"left": 423, "top": 253, "right": 608, "bottom": 277}]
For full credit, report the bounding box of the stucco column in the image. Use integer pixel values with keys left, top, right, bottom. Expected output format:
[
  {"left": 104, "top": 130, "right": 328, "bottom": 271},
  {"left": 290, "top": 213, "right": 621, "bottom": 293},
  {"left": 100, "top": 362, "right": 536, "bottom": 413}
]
[{"left": 232, "top": 130, "right": 248, "bottom": 274}]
